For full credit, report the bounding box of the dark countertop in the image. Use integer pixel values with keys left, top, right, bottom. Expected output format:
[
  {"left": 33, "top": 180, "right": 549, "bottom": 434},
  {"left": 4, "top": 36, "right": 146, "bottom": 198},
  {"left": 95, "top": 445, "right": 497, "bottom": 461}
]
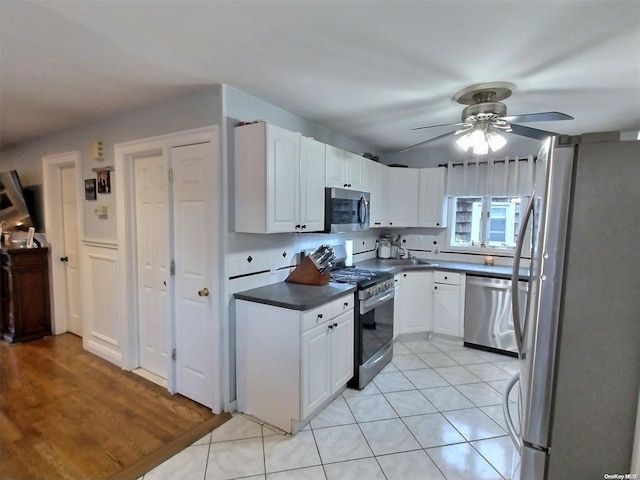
[
  {"left": 355, "top": 258, "right": 530, "bottom": 280},
  {"left": 234, "top": 281, "right": 356, "bottom": 311}
]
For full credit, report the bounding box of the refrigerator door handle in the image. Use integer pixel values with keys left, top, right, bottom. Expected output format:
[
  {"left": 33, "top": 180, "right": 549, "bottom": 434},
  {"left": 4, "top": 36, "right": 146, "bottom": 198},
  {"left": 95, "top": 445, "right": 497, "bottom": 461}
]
[
  {"left": 511, "top": 190, "right": 535, "bottom": 357},
  {"left": 503, "top": 371, "right": 522, "bottom": 450}
]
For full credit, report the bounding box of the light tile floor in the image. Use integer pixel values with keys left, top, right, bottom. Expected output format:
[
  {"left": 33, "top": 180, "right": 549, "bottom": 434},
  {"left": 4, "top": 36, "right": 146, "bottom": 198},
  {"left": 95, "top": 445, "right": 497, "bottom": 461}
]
[{"left": 143, "top": 336, "right": 519, "bottom": 480}]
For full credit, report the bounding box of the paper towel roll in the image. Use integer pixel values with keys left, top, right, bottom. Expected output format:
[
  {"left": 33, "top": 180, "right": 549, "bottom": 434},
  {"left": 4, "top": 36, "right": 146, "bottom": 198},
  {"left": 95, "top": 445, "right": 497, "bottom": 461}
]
[{"left": 345, "top": 239, "right": 353, "bottom": 267}]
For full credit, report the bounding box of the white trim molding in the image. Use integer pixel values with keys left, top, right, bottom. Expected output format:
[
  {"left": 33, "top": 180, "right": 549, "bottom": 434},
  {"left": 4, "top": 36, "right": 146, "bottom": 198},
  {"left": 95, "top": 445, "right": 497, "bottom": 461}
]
[
  {"left": 114, "top": 125, "right": 224, "bottom": 413},
  {"left": 82, "top": 244, "right": 121, "bottom": 365},
  {"left": 42, "top": 151, "right": 83, "bottom": 335}
]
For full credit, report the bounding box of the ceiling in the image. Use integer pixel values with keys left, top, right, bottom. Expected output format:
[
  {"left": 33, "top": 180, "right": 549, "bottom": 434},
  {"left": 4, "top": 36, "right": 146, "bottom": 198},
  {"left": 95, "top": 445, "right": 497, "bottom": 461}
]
[{"left": 1, "top": 1, "right": 639, "bottom": 157}]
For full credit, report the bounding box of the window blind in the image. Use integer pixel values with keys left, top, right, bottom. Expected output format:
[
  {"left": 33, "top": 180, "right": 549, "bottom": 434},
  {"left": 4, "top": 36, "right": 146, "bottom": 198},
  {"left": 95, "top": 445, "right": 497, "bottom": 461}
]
[{"left": 445, "top": 155, "right": 535, "bottom": 197}]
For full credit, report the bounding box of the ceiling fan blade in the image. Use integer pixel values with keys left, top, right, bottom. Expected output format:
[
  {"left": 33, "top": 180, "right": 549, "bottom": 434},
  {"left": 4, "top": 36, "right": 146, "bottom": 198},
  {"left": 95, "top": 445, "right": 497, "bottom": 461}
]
[
  {"left": 398, "top": 129, "right": 463, "bottom": 153},
  {"left": 411, "top": 122, "right": 466, "bottom": 131},
  {"left": 509, "top": 123, "right": 561, "bottom": 141},
  {"left": 501, "top": 111, "right": 574, "bottom": 123}
]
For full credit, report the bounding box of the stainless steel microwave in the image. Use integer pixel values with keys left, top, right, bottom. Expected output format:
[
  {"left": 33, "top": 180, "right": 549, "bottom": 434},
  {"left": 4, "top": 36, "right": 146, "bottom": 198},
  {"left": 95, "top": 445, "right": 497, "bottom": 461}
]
[{"left": 324, "top": 188, "right": 370, "bottom": 233}]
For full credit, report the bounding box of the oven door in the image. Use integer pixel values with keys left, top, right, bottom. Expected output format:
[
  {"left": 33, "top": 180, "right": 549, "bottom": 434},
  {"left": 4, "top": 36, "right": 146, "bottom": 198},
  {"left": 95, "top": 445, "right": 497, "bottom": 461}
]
[{"left": 359, "top": 287, "right": 394, "bottom": 365}]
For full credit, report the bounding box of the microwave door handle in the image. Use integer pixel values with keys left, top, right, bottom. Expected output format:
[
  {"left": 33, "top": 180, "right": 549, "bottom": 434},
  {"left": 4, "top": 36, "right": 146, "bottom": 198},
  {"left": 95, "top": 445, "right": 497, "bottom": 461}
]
[
  {"left": 511, "top": 190, "right": 535, "bottom": 357},
  {"left": 358, "top": 194, "right": 368, "bottom": 228}
]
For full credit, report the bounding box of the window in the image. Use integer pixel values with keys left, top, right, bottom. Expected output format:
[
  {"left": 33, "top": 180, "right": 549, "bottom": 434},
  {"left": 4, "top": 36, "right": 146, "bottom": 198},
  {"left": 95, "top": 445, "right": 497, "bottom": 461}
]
[{"left": 450, "top": 196, "right": 523, "bottom": 249}]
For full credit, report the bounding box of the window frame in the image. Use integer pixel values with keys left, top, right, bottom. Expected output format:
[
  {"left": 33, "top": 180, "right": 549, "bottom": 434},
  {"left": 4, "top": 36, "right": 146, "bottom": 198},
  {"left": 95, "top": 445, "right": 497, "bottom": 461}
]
[{"left": 446, "top": 195, "right": 531, "bottom": 257}]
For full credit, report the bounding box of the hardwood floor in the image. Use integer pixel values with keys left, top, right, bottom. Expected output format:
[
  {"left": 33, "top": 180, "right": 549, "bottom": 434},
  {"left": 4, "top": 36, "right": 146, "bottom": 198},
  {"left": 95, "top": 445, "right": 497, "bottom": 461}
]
[{"left": 0, "top": 333, "right": 230, "bottom": 480}]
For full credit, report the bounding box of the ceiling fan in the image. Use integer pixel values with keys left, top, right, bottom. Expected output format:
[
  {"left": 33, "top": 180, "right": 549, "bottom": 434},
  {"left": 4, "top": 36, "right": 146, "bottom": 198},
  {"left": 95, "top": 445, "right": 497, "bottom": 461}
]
[{"left": 400, "top": 81, "right": 573, "bottom": 154}]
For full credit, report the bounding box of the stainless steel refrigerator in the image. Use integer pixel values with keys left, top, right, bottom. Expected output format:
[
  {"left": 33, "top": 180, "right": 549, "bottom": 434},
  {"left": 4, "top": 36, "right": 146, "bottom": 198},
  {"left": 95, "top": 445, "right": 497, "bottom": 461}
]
[{"left": 504, "top": 135, "right": 640, "bottom": 479}]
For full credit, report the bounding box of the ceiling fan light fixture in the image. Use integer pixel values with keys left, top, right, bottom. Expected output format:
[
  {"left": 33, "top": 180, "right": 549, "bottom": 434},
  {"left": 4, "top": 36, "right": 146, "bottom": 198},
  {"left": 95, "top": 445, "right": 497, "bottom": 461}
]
[
  {"left": 487, "top": 130, "right": 507, "bottom": 151},
  {"left": 455, "top": 125, "right": 507, "bottom": 155}
]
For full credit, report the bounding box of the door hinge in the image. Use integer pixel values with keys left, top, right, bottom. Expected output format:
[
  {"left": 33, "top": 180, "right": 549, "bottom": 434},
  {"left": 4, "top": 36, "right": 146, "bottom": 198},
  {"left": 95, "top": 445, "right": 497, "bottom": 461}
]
[
  {"left": 172, "top": 348, "right": 176, "bottom": 361},
  {"left": 170, "top": 260, "right": 175, "bottom": 275},
  {"left": 168, "top": 169, "right": 174, "bottom": 182}
]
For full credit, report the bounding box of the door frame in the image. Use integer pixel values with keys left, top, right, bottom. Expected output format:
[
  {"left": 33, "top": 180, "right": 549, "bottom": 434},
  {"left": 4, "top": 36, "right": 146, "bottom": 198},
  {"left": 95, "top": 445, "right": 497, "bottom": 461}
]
[
  {"left": 42, "top": 151, "right": 83, "bottom": 335},
  {"left": 114, "top": 126, "right": 223, "bottom": 412}
]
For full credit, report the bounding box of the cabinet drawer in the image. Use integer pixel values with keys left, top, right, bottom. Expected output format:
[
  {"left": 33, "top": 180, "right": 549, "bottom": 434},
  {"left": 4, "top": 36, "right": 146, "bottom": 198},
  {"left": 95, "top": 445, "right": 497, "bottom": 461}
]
[
  {"left": 331, "top": 294, "right": 354, "bottom": 318},
  {"left": 434, "top": 271, "right": 460, "bottom": 285},
  {"left": 302, "top": 304, "right": 333, "bottom": 332}
]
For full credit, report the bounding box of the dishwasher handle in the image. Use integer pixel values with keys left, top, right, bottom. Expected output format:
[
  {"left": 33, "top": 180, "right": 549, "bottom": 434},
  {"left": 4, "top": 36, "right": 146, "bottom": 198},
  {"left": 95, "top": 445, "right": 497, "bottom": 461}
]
[{"left": 466, "top": 277, "right": 512, "bottom": 288}]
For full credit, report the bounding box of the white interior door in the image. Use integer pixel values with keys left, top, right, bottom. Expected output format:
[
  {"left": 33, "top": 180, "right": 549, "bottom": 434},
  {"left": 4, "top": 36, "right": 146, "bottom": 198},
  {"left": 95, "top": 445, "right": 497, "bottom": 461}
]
[
  {"left": 172, "top": 142, "right": 217, "bottom": 408},
  {"left": 60, "top": 166, "right": 82, "bottom": 335},
  {"left": 134, "top": 154, "right": 171, "bottom": 379}
]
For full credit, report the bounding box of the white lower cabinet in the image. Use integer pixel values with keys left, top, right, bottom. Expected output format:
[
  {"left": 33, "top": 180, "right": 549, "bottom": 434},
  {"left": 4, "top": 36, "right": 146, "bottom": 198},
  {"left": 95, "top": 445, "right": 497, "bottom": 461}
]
[
  {"left": 301, "top": 310, "right": 353, "bottom": 419},
  {"left": 236, "top": 294, "right": 354, "bottom": 433},
  {"left": 396, "top": 271, "right": 433, "bottom": 335},
  {"left": 432, "top": 271, "right": 465, "bottom": 337}
]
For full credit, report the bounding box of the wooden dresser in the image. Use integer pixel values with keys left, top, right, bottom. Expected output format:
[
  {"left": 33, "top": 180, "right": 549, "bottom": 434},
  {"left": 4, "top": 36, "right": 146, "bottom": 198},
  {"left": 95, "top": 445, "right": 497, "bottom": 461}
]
[{"left": 1, "top": 247, "right": 51, "bottom": 343}]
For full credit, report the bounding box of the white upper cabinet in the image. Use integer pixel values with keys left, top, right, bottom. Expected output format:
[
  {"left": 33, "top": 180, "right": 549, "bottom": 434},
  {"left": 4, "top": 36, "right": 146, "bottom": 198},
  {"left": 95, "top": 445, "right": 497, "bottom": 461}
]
[
  {"left": 418, "top": 167, "right": 448, "bottom": 228},
  {"left": 325, "top": 145, "right": 365, "bottom": 191},
  {"left": 370, "top": 162, "right": 389, "bottom": 228},
  {"left": 234, "top": 122, "right": 325, "bottom": 233},
  {"left": 299, "top": 137, "right": 327, "bottom": 232},
  {"left": 388, "top": 167, "right": 420, "bottom": 227}
]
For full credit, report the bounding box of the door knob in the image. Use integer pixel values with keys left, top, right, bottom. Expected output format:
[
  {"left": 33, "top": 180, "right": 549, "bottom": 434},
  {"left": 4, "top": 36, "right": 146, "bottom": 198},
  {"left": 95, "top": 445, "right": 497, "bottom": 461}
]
[
  {"left": 60, "top": 256, "right": 69, "bottom": 262},
  {"left": 197, "top": 287, "right": 210, "bottom": 297}
]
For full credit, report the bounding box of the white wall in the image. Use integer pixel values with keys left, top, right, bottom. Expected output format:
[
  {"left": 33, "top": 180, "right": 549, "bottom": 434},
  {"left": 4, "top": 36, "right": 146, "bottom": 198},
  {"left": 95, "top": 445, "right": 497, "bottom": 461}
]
[
  {"left": 1, "top": 87, "right": 223, "bottom": 239},
  {"left": 1, "top": 86, "right": 225, "bottom": 366}
]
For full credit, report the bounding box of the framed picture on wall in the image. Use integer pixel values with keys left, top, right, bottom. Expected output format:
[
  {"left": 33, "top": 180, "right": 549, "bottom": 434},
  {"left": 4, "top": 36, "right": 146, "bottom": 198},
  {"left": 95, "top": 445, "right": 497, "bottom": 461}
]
[
  {"left": 97, "top": 170, "right": 111, "bottom": 194},
  {"left": 85, "top": 179, "right": 97, "bottom": 200}
]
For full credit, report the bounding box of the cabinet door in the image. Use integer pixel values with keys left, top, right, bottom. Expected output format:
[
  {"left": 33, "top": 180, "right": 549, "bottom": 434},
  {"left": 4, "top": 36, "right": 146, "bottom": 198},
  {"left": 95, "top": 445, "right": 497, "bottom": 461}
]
[
  {"left": 267, "top": 125, "right": 301, "bottom": 232},
  {"left": 388, "top": 168, "right": 419, "bottom": 227},
  {"left": 330, "top": 311, "right": 354, "bottom": 392},
  {"left": 370, "top": 162, "right": 389, "bottom": 227},
  {"left": 433, "top": 283, "right": 462, "bottom": 337},
  {"left": 345, "top": 152, "right": 365, "bottom": 191},
  {"left": 397, "top": 271, "right": 433, "bottom": 334},
  {"left": 325, "top": 145, "right": 365, "bottom": 190},
  {"left": 299, "top": 137, "right": 326, "bottom": 231},
  {"left": 418, "top": 168, "right": 448, "bottom": 228},
  {"left": 301, "top": 322, "right": 332, "bottom": 418},
  {"left": 325, "top": 144, "right": 347, "bottom": 189}
]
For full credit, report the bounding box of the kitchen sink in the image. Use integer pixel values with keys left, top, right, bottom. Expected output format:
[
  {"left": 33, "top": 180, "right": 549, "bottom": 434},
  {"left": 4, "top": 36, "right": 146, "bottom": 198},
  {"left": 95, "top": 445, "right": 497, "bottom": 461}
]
[{"left": 379, "top": 258, "right": 437, "bottom": 267}]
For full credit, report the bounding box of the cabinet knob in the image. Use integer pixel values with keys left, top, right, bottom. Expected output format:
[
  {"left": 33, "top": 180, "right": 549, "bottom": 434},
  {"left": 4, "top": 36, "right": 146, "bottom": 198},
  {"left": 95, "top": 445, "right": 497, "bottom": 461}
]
[
  {"left": 444, "top": 276, "right": 448, "bottom": 280},
  {"left": 295, "top": 224, "right": 301, "bottom": 229},
  {"left": 434, "top": 286, "right": 438, "bottom": 290},
  {"left": 328, "top": 324, "right": 334, "bottom": 330},
  {"left": 403, "top": 273, "right": 407, "bottom": 277},
  {"left": 198, "top": 287, "right": 210, "bottom": 297},
  {"left": 301, "top": 225, "right": 307, "bottom": 229},
  {"left": 333, "top": 322, "right": 338, "bottom": 328},
  {"left": 60, "top": 256, "right": 69, "bottom": 262},
  {"left": 344, "top": 302, "right": 349, "bottom": 307},
  {"left": 318, "top": 313, "right": 323, "bottom": 319}
]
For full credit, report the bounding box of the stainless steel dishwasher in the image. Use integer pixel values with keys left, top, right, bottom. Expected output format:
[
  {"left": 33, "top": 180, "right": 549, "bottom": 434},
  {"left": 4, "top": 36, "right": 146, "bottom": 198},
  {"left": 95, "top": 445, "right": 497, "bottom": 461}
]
[{"left": 463, "top": 275, "right": 527, "bottom": 356}]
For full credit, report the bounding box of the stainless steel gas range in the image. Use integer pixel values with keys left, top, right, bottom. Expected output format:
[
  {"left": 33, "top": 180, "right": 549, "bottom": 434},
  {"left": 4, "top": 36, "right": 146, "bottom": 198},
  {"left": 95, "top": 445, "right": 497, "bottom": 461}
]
[{"left": 330, "top": 267, "right": 395, "bottom": 389}]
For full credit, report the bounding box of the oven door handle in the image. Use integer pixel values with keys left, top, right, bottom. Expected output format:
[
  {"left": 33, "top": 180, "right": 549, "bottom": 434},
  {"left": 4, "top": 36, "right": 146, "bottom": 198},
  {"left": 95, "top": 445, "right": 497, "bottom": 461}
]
[{"left": 360, "top": 288, "right": 395, "bottom": 314}]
